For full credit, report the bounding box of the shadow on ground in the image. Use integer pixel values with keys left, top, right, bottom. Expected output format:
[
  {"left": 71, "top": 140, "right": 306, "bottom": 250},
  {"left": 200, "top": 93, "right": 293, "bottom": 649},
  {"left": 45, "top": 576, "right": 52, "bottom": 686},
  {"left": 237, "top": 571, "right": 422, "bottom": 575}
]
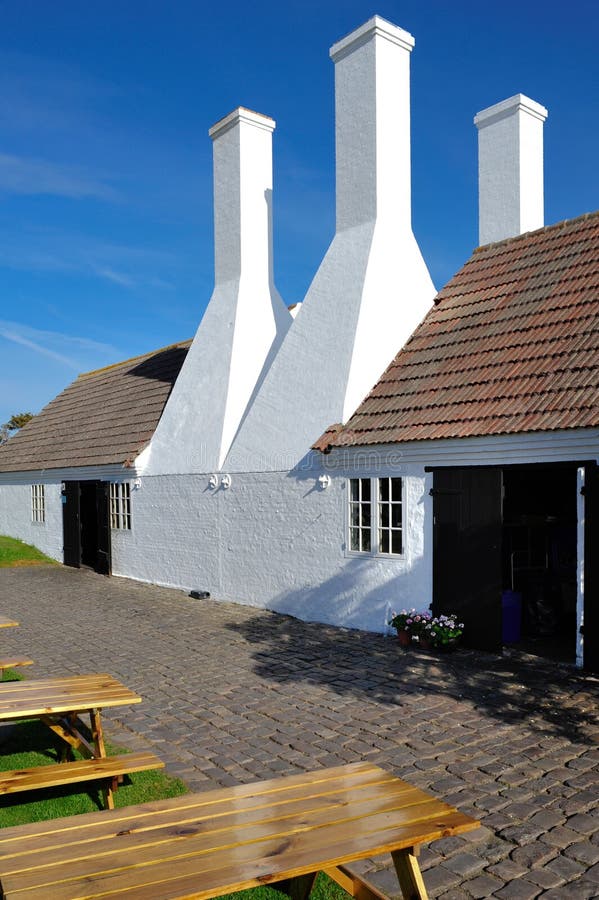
[{"left": 227, "top": 612, "right": 599, "bottom": 746}]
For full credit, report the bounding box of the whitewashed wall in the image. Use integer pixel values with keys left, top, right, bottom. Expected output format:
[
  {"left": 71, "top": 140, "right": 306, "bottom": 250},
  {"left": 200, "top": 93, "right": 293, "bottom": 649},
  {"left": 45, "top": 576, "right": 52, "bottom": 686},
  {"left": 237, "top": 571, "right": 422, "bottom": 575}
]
[
  {"left": 0, "top": 482, "right": 63, "bottom": 561},
  {"left": 112, "top": 461, "right": 431, "bottom": 634}
]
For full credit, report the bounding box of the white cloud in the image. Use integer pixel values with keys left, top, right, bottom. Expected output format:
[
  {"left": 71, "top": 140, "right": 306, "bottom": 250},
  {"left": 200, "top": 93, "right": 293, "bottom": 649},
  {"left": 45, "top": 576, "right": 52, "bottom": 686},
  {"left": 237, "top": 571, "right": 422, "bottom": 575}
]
[
  {"left": 0, "top": 320, "right": 118, "bottom": 369},
  {"left": 0, "top": 153, "right": 118, "bottom": 200}
]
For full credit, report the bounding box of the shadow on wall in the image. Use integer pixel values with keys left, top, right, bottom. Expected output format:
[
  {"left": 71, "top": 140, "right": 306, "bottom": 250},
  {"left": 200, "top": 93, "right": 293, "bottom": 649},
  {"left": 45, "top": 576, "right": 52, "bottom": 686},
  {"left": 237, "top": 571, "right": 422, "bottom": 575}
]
[
  {"left": 261, "top": 553, "right": 429, "bottom": 634},
  {"left": 226, "top": 609, "right": 599, "bottom": 746}
]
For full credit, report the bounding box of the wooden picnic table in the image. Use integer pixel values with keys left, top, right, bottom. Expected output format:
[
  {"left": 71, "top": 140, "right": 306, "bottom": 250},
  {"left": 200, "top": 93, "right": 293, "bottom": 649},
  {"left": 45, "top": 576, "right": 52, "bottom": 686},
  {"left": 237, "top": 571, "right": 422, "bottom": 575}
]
[
  {"left": 0, "top": 673, "right": 144, "bottom": 808},
  {"left": 0, "top": 761, "right": 479, "bottom": 900}
]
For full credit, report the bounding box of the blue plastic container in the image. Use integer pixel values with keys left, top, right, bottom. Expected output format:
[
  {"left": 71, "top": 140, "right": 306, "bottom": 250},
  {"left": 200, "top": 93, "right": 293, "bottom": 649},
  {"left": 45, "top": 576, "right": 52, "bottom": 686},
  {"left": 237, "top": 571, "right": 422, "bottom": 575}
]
[{"left": 502, "top": 590, "right": 522, "bottom": 643}]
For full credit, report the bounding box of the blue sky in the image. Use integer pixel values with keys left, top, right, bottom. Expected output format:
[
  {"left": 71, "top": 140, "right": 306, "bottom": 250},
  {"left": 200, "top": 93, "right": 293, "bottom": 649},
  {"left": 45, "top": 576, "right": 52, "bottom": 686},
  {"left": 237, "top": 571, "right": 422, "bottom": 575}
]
[{"left": 1, "top": 0, "right": 598, "bottom": 423}]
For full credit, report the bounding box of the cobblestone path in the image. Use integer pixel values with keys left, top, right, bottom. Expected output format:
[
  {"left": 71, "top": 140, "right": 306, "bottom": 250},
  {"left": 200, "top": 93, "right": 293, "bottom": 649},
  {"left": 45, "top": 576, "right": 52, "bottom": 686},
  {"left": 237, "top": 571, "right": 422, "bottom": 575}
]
[{"left": 1, "top": 566, "right": 598, "bottom": 898}]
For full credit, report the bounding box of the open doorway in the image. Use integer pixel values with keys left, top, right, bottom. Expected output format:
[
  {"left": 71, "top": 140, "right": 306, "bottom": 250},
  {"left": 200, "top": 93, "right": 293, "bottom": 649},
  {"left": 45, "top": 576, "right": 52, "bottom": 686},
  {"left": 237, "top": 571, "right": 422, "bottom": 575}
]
[
  {"left": 62, "top": 480, "right": 111, "bottom": 575},
  {"left": 502, "top": 465, "right": 577, "bottom": 663}
]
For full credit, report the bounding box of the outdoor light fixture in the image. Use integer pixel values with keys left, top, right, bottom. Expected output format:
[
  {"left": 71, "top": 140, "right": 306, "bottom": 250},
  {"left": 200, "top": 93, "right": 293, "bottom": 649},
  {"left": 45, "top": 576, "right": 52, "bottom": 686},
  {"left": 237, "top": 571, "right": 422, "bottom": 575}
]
[
  {"left": 132, "top": 478, "right": 142, "bottom": 490},
  {"left": 318, "top": 474, "right": 331, "bottom": 490},
  {"left": 208, "top": 474, "right": 219, "bottom": 489},
  {"left": 221, "top": 474, "right": 232, "bottom": 489}
]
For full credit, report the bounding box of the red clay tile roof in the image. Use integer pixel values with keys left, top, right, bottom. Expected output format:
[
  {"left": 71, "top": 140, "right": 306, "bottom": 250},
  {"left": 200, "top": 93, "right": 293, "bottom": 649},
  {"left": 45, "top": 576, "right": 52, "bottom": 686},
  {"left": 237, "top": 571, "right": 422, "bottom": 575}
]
[
  {"left": 0, "top": 340, "right": 191, "bottom": 473},
  {"left": 317, "top": 211, "right": 599, "bottom": 450}
]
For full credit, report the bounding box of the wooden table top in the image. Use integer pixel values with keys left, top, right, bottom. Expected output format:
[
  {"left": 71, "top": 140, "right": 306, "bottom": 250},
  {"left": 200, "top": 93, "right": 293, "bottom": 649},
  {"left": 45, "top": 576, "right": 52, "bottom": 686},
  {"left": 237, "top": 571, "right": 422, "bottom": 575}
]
[
  {"left": 0, "top": 616, "right": 18, "bottom": 628},
  {"left": 0, "top": 761, "right": 479, "bottom": 899},
  {"left": 0, "top": 673, "right": 142, "bottom": 720}
]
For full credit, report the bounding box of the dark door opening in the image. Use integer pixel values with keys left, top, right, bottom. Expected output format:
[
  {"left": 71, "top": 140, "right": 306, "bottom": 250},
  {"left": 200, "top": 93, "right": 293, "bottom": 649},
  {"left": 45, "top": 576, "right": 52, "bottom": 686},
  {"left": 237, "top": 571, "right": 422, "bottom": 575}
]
[
  {"left": 502, "top": 466, "right": 577, "bottom": 663},
  {"left": 432, "top": 467, "right": 503, "bottom": 652},
  {"left": 62, "top": 480, "right": 111, "bottom": 576},
  {"left": 80, "top": 481, "right": 99, "bottom": 569},
  {"left": 432, "top": 463, "right": 580, "bottom": 665}
]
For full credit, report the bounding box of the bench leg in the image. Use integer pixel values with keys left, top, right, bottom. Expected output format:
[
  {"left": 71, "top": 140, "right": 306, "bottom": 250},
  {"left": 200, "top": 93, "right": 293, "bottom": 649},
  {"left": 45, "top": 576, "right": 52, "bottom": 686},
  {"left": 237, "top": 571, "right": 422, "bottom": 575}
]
[
  {"left": 391, "top": 848, "right": 428, "bottom": 900},
  {"left": 277, "top": 873, "right": 317, "bottom": 900},
  {"left": 89, "top": 709, "right": 114, "bottom": 810}
]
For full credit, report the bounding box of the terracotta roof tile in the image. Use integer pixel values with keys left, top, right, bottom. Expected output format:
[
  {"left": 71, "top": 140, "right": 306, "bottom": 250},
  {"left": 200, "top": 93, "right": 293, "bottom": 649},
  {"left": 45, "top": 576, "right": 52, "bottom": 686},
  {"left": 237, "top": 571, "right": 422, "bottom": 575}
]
[
  {"left": 0, "top": 340, "right": 191, "bottom": 473},
  {"left": 319, "top": 211, "right": 599, "bottom": 449}
]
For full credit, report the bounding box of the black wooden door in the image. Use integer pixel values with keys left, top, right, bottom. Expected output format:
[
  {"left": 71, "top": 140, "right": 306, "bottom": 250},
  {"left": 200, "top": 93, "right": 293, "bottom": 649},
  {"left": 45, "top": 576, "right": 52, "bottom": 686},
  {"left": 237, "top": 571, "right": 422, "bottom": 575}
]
[
  {"left": 62, "top": 481, "right": 81, "bottom": 568},
  {"left": 583, "top": 463, "right": 599, "bottom": 672},
  {"left": 96, "top": 481, "right": 112, "bottom": 576},
  {"left": 432, "top": 467, "right": 503, "bottom": 651}
]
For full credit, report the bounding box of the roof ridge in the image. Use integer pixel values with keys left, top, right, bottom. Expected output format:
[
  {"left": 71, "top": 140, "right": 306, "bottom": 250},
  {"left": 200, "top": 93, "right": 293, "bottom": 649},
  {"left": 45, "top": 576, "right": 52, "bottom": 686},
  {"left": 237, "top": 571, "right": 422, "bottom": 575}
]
[
  {"left": 79, "top": 339, "right": 192, "bottom": 379},
  {"left": 473, "top": 209, "right": 599, "bottom": 254}
]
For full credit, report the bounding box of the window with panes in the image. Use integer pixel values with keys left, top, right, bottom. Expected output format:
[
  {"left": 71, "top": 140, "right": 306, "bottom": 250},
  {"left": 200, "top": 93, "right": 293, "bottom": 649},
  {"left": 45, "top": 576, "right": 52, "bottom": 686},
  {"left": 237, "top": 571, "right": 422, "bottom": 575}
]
[
  {"left": 110, "top": 482, "right": 131, "bottom": 530},
  {"left": 31, "top": 484, "right": 45, "bottom": 524},
  {"left": 348, "top": 476, "right": 403, "bottom": 556}
]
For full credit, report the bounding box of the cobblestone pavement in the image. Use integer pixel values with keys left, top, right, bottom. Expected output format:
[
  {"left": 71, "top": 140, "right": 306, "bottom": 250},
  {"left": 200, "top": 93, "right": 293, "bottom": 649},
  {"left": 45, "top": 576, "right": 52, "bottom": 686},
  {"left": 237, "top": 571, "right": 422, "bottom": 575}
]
[{"left": 1, "top": 565, "right": 598, "bottom": 898}]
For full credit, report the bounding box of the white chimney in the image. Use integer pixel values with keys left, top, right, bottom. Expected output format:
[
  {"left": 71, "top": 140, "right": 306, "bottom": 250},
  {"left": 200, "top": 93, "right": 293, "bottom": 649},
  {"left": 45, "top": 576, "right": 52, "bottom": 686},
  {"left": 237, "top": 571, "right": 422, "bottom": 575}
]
[
  {"left": 226, "top": 17, "right": 435, "bottom": 471},
  {"left": 331, "top": 16, "right": 415, "bottom": 232},
  {"left": 475, "top": 94, "right": 548, "bottom": 245},
  {"left": 143, "top": 107, "right": 291, "bottom": 475}
]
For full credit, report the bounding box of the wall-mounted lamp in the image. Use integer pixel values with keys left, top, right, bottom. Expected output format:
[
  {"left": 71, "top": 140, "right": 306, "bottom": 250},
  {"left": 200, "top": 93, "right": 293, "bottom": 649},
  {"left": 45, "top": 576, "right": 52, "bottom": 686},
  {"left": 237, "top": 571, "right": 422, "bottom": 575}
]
[
  {"left": 221, "top": 474, "right": 232, "bottom": 490},
  {"left": 318, "top": 474, "right": 331, "bottom": 490},
  {"left": 208, "top": 474, "right": 219, "bottom": 489},
  {"left": 132, "top": 478, "right": 142, "bottom": 490}
]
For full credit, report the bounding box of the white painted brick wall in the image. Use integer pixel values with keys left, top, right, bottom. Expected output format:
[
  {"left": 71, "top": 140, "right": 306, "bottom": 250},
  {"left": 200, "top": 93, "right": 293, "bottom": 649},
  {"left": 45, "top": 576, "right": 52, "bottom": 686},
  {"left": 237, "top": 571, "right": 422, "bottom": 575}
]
[
  {"left": 0, "top": 482, "right": 63, "bottom": 561},
  {"left": 111, "top": 464, "right": 431, "bottom": 634}
]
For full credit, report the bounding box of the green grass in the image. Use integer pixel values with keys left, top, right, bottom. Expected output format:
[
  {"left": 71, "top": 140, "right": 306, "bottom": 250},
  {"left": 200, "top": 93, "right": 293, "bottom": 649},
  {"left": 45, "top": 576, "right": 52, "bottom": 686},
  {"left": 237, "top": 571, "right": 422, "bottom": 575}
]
[
  {"left": 0, "top": 535, "right": 57, "bottom": 568},
  {"left": 0, "top": 719, "right": 187, "bottom": 827}
]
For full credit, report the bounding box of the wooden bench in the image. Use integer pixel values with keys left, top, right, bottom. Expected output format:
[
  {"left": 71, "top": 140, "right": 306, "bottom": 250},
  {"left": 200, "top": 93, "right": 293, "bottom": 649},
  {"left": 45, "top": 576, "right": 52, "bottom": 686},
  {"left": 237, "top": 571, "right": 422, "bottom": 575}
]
[
  {"left": 0, "top": 657, "right": 33, "bottom": 679},
  {"left": 0, "top": 750, "right": 164, "bottom": 797},
  {"left": 0, "top": 672, "right": 145, "bottom": 808},
  {"left": 0, "top": 761, "right": 480, "bottom": 899}
]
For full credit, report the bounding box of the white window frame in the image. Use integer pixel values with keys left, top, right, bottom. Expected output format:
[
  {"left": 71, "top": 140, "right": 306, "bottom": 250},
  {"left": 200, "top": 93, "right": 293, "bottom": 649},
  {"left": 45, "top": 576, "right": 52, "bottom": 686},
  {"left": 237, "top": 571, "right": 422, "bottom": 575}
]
[
  {"left": 346, "top": 476, "right": 405, "bottom": 558},
  {"left": 31, "top": 484, "right": 45, "bottom": 524},
  {"left": 110, "top": 482, "right": 131, "bottom": 531}
]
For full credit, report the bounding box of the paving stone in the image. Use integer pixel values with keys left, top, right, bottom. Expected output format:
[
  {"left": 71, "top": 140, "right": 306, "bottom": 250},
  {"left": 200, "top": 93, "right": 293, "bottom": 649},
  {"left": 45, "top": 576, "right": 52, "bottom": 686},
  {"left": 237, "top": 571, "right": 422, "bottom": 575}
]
[
  {"left": 510, "top": 841, "right": 556, "bottom": 868},
  {"left": 544, "top": 853, "right": 586, "bottom": 880},
  {"left": 564, "top": 840, "right": 599, "bottom": 865},
  {"left": 1, "top": 566, "right": 598, "bottom": 899},
  {"left": 463, "top": 872, "right": 504, "bottom": 897},
  {"left": 442, "top": 852, "right": 486, "bottom": 877},
  {"left": 567, "top": 813, "right": 597, "bottom": 835},
  {"left": 492, "top": 879, "right": 541, "bottom": 898}
]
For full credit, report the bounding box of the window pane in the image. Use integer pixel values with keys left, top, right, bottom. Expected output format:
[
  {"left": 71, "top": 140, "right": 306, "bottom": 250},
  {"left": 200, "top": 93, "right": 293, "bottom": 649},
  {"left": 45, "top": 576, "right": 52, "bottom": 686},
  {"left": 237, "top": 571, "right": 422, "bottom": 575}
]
[
  {"left": 380, "top": 504, "right": 389, "bottom": 528},
  {"left": 350, "top": 528, "right": 361, "bottom": 551},
  {"left": 391, "top": 477, "right": 402, "bottom": 502},
  {"left": 361, "top": 529, "right": 371, "bottom": 552},
  {"left": 350, "top": 504, "right": 360, "bottom": 526},
  {"left": 361, "top": 478, "right": 371, "bottom": 501},
  {"left": 350, "top": 479, "right": 359, "bottom": 501},
  {"left": 391, "top": 504, "right": 402, "bottom": 528},
  {"left": 361, "top": 504, "right": 371, "bottom": 528},
  {"left": 391, "top": 530, "right": 403, "bottom": 555},
  {"left": 379, "top": 478, "right": 389, "bottom": 501},
  {"left": 379, "top": 530, "right": 389, "bottom": 553}
]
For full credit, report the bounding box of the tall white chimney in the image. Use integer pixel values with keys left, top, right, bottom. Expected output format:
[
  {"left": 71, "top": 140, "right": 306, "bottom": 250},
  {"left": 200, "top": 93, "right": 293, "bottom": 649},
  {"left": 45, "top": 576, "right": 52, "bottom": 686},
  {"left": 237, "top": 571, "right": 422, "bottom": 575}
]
[
  {"left": 475, "top": 94, "right": 548, "bottom": 245},
  {"left": 331, "top": 16, "right": 415, "bottom": 232},
  {"left": 226, "top": 17, "right": 435, "bottom": 471},
  {"left": 143, "top": 107, "right": 291, "bottom": 475}
]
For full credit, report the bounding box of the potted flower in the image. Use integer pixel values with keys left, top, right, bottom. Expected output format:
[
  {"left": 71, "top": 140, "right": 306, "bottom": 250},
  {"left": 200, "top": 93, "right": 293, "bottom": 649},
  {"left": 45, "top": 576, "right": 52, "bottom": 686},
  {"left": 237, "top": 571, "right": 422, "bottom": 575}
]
[
  {"left": 389, "top": 609, "right": 417, "bottom": 647},
  {"left": 427, "top": 614, "right": 464, "bottom": 650},
  {"left": 407, "top": 612, "right": 433, "bottom": 649}
]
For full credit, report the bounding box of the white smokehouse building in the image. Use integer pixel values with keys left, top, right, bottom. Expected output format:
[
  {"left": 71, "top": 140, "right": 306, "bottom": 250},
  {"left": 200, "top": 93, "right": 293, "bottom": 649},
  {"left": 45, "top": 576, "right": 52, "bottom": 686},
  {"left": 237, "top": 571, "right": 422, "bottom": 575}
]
[{"left": 0, "top": 17, "right": 597, "bottom": 671}]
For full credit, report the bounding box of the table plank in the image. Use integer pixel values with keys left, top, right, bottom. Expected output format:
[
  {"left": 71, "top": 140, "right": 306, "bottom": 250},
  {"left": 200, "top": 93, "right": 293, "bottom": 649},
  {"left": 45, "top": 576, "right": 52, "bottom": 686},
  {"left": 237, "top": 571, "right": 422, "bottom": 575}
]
[
  {"left": 0, "top": 674, "right": 141, "bottom": 720},
  {"left": 0, "top": 764, "right": 479, "bottom": 900}
]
